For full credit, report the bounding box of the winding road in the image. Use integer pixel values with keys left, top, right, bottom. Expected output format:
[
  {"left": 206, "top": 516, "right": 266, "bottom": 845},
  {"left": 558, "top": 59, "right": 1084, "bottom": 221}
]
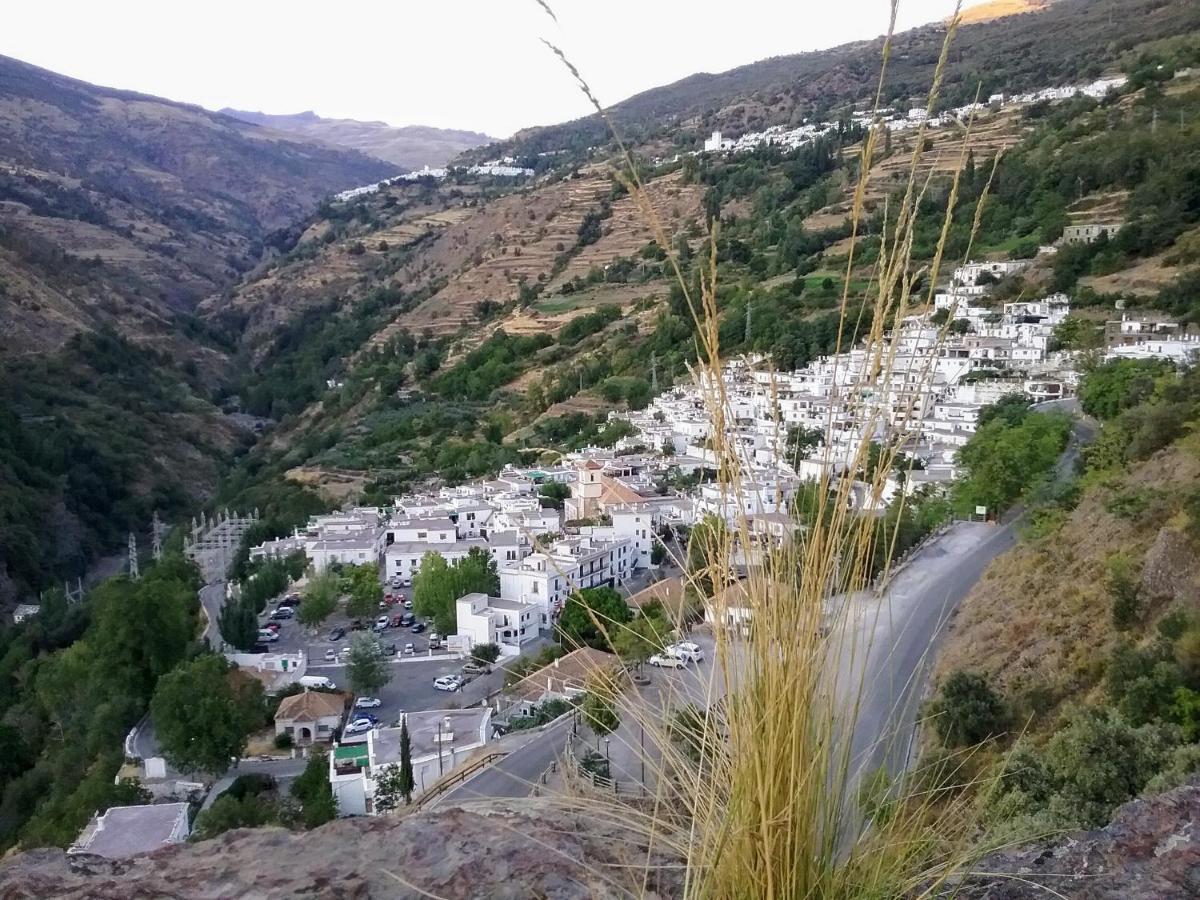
[{"left": 438, "top": 401, "right": 1095, "bottom": 805}]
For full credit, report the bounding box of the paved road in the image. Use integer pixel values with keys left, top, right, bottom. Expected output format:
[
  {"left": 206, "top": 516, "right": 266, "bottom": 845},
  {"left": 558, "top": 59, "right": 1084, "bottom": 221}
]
[
  {"left": 840, "top": 406, "right": 1095, "bottom": 791},
  {"left": 440, "top": 405, "right": 1096, "bottom": 805},
  {"left": 436, "top": 718, "right": 574, "bottom": 804}
]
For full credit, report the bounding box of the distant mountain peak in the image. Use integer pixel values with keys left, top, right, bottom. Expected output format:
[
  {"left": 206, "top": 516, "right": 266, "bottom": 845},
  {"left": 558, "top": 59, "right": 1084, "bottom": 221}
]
[{"left": 218, "top": 108, "right": 495, "bottom": 170}]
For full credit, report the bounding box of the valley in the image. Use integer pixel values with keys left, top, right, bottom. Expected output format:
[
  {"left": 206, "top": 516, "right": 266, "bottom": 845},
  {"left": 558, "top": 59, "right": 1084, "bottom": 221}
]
[{"left": 0, "top": 0, "right": 1198, "bottom": 895}]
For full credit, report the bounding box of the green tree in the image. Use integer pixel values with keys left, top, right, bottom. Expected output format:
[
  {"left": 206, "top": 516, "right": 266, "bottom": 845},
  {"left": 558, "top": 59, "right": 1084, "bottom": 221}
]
[
  {"left": 219, "top": 595, "right": 258, "bottom": 651},
  {"left": 538, "top": 481, "right": 571, "bottom": 510},
  {"left": 953, "top": 411, "right": 1071, "bottom": 516},
  {"left": 298, "top": 570, "right": 339, "bottom": 629},
  {"left": 558, "top": 587, "right": 631, "bottom": 651},
  {"left": 346, "top": 634, "right": 389, "bottom": 697},
  {"left": 930, "top": 671, "right": 1007, "bottom": 747},
  {"left": 686, "top": 515, "right": 729, "bottom": 596},
  {"left": 291, "top": 748, "right": 337, "bottom": 828},
  {"left": 610, "top": 609, "right": 671, "bottom": 670},
  {"left": 340, "top": 564, "right": 382, "bottom": 620},
  {"left": 1106, "top": 552, "right": 1141, "bottom": 631},
  {"left": 192, "top": 792, "right": 275, "bottom": 840},
  {"left": 151, "top": 654, "right": 264, "bottom": 776},
  {"left": 786, "top": 425, "right": 822, "bottom": 463},
  {"left": 471, "top": 642, "right": 501, "bottom": 664},
  {"left": 412, "top": 547, "right": 499, "bottom": 635},
  {"left": 1078, "top": 359, "right": 1172, "bottom": 421},
  {"left": 581, "top": 677, "right": 621, "bottom": 737},
  {"left": 375, "top": 719, "right": 416, "bottom": 811}
]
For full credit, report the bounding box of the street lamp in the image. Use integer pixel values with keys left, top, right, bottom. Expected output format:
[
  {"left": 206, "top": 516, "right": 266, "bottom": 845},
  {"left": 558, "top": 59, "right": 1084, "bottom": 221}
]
[{"left": 604, "top": 737, "right": 611, "bottom": 767}]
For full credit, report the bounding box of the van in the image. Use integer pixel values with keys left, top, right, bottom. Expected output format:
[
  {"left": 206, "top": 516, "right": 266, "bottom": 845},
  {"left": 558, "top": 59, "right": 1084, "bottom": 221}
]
[{"left": 299, "top": 675, "right": 336, "bottom": 690}]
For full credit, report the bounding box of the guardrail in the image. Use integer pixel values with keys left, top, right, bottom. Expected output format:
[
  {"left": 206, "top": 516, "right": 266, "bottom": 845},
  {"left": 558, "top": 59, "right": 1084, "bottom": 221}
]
[
  {"left": 413, "top": 751, "right": 508, "bottom": 810},
  {"left": 563, "top": 735, "right": 644, "bottom": 797}
]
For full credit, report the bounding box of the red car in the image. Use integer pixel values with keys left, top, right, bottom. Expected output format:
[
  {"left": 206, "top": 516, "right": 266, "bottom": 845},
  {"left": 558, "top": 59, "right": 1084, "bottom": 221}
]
[
  {"left": 264, "top": 622, "right": 281, "bottom": 633},
  {"left": 390, "top": 614, "right": 405, "bottom": 628}
]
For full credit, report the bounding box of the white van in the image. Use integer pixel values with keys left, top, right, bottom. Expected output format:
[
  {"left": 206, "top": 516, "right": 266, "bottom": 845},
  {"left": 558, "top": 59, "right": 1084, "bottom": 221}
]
[{"left": 299, "top": 675, "right": 336, "bottom": 690}]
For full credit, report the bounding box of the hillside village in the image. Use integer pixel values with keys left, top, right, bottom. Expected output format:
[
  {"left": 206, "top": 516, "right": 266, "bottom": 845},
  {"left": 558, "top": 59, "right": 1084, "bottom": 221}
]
[{"left": 3, "top": 0, "right": 1200, "bottom": 892}]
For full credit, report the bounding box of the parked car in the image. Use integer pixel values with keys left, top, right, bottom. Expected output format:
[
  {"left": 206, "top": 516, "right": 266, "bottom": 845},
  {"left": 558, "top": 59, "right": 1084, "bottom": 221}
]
[
  {"left": 328, "top": 627, "right": 346, "bottom": 641},
  {"left": 375, "top": 615, "right": 390, "bottom": 629},
  {"left": 648, "top": 653, "right": 686, "bottom": 669},
  {"left": 402, "top": 600, "right": 413, "bottom": 610},
  {"left": 355, "top": 697, "right": 382, "bottom": 709},
  {"left": 344, "top": 718, "right": 375, "bottom": 736},
  {"left": 399, "top": 613, "right": 415, "bottom": 627},
  {"left": 668, "top": 641, "right": 705, "bottom": 663},
  {"left": 389, "top": 576, "right": 402, "bottom": 588},
  {"left": 433, "top": 675, "right": 461, "bottom": 692},
  {"left": 270, "top": 607, "right": 294, "bottom": 620},
  {"left": 257, "top": 629, "right": 279, "bottom": 643},
  {"left": 350, "top": 619, "right": 367, "bottom": 631},
  {"left": 263, "top": 622, "right": 281, "bottom": 633},
  {"left": 410, "top": 621, "right": 426, "bottom": 634},
  {"left": 381, "top": 643, "right": 398, "bottom": 656},
  {"left": 462, "top": 660, "right": 491, "bottom": 675},
  {"left": 390, "top": 614, "right": 405, "bottom": 628},
  {"left": 403, "top": 642, "right": 415, "bottom": 655},
  {"left": 324, "top": 649, "right": 337, "bottom": 662},
  {"left": 428, "top": 636, "right": 443, "bottom": 650}
]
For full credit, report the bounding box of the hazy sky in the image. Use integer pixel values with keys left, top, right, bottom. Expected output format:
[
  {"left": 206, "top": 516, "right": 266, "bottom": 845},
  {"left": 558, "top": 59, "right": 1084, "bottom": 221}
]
[{"left": 3, "top": 1, "right": 978, "bottom": 137}]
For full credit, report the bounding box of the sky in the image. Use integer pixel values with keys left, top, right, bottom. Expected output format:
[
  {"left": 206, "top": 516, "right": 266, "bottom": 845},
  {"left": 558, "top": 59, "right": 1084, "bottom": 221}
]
[{"left": 2, "top": 1, "right": 981, "bottom": 138}]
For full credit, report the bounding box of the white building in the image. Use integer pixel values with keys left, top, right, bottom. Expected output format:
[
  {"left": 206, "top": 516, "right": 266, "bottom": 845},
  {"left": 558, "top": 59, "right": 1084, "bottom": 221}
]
[
  {"left": 498, "top": 535, "right": 634, "bottom": 625},
  {"left": 455, "top": 592, "right": 539, "bottom": 650}
]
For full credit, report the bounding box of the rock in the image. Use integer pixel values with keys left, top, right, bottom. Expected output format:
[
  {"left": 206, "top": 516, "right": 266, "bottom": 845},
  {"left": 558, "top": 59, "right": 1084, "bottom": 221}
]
[
  {"left": 1139, "top": 527, "right": 1200, "bottom": 610},
  {"left": 951, "top": 780, "right": 1200, "bottom": 898},
  {"left": 0, "top": 803, "right": 684, "bottom": 900}
]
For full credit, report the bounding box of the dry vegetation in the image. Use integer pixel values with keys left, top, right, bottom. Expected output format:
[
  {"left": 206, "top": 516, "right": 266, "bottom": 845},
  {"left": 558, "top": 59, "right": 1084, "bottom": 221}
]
[{"left": 938, "top": 441, "right": 1200, "bottom": 719}]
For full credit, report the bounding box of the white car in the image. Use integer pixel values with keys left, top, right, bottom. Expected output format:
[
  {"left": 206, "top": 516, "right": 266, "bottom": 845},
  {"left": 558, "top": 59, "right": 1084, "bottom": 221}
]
[
  {"left": 668, "top": 642, "right": 705, "bottom": 663},
  {"left": 355, "top": 697, "right": 382, "bottom": 709},
  {"left": 375, "top": 615, "right": 390, "bottom": 630},
  {"left": 344, "top": 718, "right": 376, "bottom": 735},
  {"left": 648, "top": 653, "right": 686, "bottom": 669},
  {"left": 433, "top": 675, "right": 461, "bottom": 692},
  {"left": 324, "top": 649, "right": 337, "bottom": 662},
  {"left": 404, "top": 642, "right": 415, "bottom": 655}
]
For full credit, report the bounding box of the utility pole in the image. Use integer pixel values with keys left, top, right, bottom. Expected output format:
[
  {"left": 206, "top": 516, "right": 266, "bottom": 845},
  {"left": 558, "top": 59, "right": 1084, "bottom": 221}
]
[{"left": 128, "top": 532, "right": 139, "bottom": 581}]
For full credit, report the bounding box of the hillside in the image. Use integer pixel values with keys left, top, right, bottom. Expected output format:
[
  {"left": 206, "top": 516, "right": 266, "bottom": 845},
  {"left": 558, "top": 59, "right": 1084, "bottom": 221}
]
[
  {"left": 0, "top": 55, "right": 394, "bottom": 603},
  {"left": 479, "top": 0, "right": 1199, "bottom": 160},
  {"left": 218, "top": 109, "right": 493, "bottom": 169},
  {"left": 0, "top": 54, "right": 397, "bottom": 356}
]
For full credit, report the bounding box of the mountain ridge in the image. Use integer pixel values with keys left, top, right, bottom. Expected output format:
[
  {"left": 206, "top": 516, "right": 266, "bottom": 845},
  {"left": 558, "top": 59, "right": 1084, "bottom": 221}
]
[{"left": 218, "top": 108, "right": 495, "bottom": 169}]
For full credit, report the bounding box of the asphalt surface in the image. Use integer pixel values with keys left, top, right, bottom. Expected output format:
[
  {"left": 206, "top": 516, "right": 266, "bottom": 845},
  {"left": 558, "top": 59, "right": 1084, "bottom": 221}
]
[
  {"left": 436, "top": 718, "right": 574, "bottom": 803},
  {"left": 840, "top": 405, "right": 1095, "bottom": 792}
]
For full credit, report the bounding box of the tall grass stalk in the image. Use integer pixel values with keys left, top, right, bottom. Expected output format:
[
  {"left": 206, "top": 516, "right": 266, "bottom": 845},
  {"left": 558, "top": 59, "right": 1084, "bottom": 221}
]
[{"left": 509, "top": 2, "right": 1009, "bottom": 896}]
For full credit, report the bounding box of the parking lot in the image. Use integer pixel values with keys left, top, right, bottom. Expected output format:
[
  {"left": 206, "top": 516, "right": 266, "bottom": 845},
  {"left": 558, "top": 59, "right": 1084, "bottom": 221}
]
[{"left": 253, "top": 591, "right": 549, "bottom": 727}]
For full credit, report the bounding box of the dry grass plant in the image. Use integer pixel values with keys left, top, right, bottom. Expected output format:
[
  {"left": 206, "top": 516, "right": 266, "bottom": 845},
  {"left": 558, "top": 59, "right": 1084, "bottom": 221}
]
[{"left": 435, "top": 2, "right": 1023, "bottom": 897}]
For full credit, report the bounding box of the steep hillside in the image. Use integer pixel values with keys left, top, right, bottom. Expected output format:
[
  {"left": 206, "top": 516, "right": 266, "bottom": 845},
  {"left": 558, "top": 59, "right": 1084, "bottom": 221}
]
[
  {"left": 0, "top": 55, "right": 394, "bottom": 602},
  {"left": 219, "top": 109, "right": 493, "bottom": 169},
  {"left": 479, "top": 0, "right": 1199, "bottom": 160},
  {"left": 0, "top": 54, "right": 396, "bottom": 356}
]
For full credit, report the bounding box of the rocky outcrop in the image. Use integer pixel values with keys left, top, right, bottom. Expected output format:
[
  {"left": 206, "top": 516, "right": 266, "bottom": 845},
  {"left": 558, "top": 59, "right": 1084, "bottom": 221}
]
[
  {"left": 2, "top": 784, "right": 1196, "bottom": 899},
  {"left": 0, "top": 803, "right": 685, "bottom": 900},
  {"left": 952, "top": 780, "right": 1200, "bottom": 898},
  {"left": 1139, "top": 527, "right": 1200, "bottom": 610}
]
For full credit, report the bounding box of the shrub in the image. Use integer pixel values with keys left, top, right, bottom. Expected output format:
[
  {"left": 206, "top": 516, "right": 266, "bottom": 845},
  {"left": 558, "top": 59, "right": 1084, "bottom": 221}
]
[{"left": 930, "top": 671, "right": 1007, "bottom": 747}]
